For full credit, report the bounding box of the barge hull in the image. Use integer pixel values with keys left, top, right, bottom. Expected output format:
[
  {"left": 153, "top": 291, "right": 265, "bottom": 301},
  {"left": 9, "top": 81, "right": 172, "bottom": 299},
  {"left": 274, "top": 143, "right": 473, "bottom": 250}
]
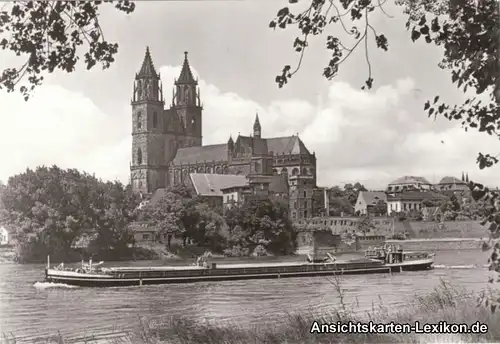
[
  {"left": 388, "top": 262, "right": 433, "bottom": 272},
  {"left": 45, "top": 267, "right": 391, "bottom": 287}
]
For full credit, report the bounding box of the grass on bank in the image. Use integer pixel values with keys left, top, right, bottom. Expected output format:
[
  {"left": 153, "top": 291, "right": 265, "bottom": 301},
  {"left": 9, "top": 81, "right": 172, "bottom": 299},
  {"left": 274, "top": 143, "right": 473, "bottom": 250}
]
[{"left": 2, "top": 279, "right": 500, "bottom": 344}]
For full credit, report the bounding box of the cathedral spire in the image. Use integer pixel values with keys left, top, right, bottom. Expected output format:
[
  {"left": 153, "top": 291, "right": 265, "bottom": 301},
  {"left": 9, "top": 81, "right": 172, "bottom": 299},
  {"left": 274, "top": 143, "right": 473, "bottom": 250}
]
[
  {"left": 253, "top": 112, "right": 261, "bottom": 138},
  {"left": 136, "top": 46, "right": 159, "bottom": 80},
  {"left": 133, "top": 46, "right": 162, "bottom": 102},
  {"left": 176, "top": 51, "right": 197, "bottom": 85}
]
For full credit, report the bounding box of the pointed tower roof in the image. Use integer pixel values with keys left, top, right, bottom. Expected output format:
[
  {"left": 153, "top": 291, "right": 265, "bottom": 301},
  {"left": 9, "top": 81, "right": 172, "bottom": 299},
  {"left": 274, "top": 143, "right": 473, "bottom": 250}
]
[
  {"left": 176, "top": 51, "right": 197, "bottom": 85},
  {"left": 253, "top": 113, "right": 261, "bottom": 130},
  {"left": 136, "top": 46, "right": 159, "bottom": 79}
]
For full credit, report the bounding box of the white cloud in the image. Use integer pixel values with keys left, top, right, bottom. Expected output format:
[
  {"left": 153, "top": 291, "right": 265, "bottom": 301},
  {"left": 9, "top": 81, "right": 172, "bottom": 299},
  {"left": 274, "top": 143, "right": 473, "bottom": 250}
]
[
  {"left": 0, "top": 85, "right": 131, "bottom": 184},
  {"left": 1, "top": 65, "right": 499, "bottom": 189}
]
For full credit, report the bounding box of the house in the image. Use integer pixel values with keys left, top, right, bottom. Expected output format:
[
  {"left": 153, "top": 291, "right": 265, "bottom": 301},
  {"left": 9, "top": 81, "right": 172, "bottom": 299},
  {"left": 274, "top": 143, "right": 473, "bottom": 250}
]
[
  {"left": 354, "top": 191, "right": 387, "bottom": 215},
  {"left": 386, "top": 191, "right": 448, "bottom": 215},
  {"left": 189, "top": 173, "right": 289, "bottom": 209},
  {"left": 189, "top": 173, "right": 249, "bottom": 208},
  {"left": 0, "top": 226, "right": 10, "bottom": 245},
  {"left": 387, "top": 176, "right": 433, "bottom": 193},
  {"left": 436, "top": 176, "right": 469, "bottom": 192},
  {"left": 221, "top": 184, "right": 252, "bottom": 207},
  {"left": 128, "top": 221, "right": 163, "bottom": 244}
]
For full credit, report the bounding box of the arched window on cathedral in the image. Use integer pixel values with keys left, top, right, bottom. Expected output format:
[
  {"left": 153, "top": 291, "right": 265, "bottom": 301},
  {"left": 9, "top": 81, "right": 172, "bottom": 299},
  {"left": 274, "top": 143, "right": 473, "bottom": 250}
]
[
  {"left": 153, "top": 112, "right": 158, "bottom": 129},
  {"left": 191, "top": 117, "right": 196, "bottom": 131},
  {"left": 280, "top": 168, "right": 288, "bottom": 179},
  {"left": 292, "top": 168, "right": 299, "bottom": 176},
  {"left": 137, "top": 148, "right": 143, "bottom": 165},
  {"left": 137, "top": 112, "right": 142, "bottom": 130}
]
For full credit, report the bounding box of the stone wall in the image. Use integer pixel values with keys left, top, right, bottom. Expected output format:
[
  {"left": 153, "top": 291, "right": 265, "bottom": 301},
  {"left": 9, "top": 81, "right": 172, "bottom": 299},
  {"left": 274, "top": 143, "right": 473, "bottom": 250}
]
[
  {"left": 386, "top": 238, "right": 483, "bottom": 251},
  {"left": 406, "top": 220, "right": 487, "bottom": 239}
]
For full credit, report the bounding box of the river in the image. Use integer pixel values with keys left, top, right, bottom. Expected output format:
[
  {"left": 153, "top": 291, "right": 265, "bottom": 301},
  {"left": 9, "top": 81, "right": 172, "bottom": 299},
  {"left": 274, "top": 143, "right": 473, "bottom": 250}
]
[{"left": 0, "top": 248, "right": 493, "bottom": 343}]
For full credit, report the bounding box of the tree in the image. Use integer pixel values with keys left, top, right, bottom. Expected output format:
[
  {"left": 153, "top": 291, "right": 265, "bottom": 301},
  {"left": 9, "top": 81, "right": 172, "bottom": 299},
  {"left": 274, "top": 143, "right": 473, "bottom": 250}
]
[
  {"left": 328, "top": 196, "right": 353, "bottom": 215},
  {"left": 407, "top": 208, "right": 423, "bottom": 221},
  {"left": 0, "top": 1, "right": 135, "bottom": 100},
  {"left": 194, "top": 203, "right": 229, "bottom": 253},
  {"left": 269, "top": 0, "right": 498, "bottom": 166},
  {"left": 139, "top": 185, "right": 200, "bottom": 248},
  {"left": 0, "top": 165, "right": 140, "bottom": 261},
  {"left": 372, "top": 199, "right": 387, "bottom": 216},
  {"left": 343, "top": 182, "right": 367, "bottom": 206},
  {"left": 358, "top": 215, "right": 375, "bottom": 234},
  {"left": 224, "top": 199, "right": 297, "bottom": 256}
]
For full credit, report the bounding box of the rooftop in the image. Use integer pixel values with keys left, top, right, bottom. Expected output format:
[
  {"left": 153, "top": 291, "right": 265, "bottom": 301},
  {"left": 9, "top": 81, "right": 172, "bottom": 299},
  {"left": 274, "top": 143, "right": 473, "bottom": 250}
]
[
  {"left": 387, "top": 191, "right": 448, "bottom": 201},
  {"left": 438, "top": 176, "right": 466, "bottom": 185},
  {"left": 190, "top": 173, "right": 248, "bottom": 197},
  {"left": 359, "top": 191, "right": 387, "bottom": 205},
  {"left": 388, "top": 176, "right": 431, "bottom": 185}
]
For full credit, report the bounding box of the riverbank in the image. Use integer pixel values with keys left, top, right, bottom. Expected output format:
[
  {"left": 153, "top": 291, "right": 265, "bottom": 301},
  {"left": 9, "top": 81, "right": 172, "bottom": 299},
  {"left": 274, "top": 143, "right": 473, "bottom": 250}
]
[
  {"left": 1, "top": 237, "right": 486, "bottom": 265},
  {"left": 2, "top": 280, "right": 498, "bottom": 344},
  {"left": 387, "top": 237, "right": 485, "bottom": 251},
  {"left": 405, "top": 220, "right": 487, "bottom": 239}
]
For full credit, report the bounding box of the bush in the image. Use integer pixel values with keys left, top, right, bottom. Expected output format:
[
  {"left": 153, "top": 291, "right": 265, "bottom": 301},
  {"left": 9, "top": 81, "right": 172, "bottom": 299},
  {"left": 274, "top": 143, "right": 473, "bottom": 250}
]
[{"left": 223, "top": 245, "right": 250, "bottom": 257}]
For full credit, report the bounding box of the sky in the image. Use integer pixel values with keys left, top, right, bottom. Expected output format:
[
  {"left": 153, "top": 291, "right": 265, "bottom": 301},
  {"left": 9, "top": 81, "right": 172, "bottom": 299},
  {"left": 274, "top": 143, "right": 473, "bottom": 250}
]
[{"left": 0, "top": 0, "right": 498, "bottom": 190}]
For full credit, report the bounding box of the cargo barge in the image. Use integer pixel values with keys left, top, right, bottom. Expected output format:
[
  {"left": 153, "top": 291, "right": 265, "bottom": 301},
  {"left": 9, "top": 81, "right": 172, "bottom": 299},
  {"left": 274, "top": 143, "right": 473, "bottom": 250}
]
[{"left": 44, "top": 246, "right": 434, "bottom": 287}]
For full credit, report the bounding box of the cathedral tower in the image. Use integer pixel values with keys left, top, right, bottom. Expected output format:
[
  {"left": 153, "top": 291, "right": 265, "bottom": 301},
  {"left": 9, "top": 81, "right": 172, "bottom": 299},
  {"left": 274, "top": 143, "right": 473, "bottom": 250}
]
[
  {"left": 131, "top": 47, "right": 166, "bottom": 194},
  {"left": 172, "top": 52, "right": 203, "bottom": 147},
  {"left": 253, "top": 113, "right": 261, "bottom": 138}
]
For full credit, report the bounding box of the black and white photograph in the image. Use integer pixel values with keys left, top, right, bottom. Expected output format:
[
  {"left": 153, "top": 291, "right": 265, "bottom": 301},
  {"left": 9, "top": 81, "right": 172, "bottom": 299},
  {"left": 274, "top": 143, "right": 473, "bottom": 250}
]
[{"left": 0, "top": 0, "right": 499, "bottom": 343}]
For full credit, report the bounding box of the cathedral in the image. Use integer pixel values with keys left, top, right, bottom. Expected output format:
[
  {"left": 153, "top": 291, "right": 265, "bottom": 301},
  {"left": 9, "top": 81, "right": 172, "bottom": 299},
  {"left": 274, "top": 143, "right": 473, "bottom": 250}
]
[{"left": 130, "top": 47, "right": 318, "bottom": 218}]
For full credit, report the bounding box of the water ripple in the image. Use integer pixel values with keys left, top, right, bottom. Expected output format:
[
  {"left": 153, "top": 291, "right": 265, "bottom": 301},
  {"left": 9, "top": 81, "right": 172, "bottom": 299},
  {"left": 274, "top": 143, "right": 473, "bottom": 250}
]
[{"left": 0, "top": 249, "right": 490, "bottom": 343}]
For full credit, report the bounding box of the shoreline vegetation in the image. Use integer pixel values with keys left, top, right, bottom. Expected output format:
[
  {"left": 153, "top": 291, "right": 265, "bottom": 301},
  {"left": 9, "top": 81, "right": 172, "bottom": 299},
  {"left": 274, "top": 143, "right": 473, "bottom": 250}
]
[
  {"left": 0, "top": 166, "right": 491, "bottom": 266},
  {"left": 0, "top": 233, "right": 488, "bottom": 264},
  {"left": 2, "top": 280, "right": 499, "bottom": 344},
  {"left": 0, "top": 235, "right": 487, "bottom": 264}
]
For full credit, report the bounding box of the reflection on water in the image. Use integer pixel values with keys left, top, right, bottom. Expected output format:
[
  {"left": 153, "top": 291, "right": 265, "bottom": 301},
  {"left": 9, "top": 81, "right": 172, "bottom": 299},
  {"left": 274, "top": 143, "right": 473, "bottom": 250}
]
[{"left": 0, "top": 249, "right": 492, "bottom": 343}]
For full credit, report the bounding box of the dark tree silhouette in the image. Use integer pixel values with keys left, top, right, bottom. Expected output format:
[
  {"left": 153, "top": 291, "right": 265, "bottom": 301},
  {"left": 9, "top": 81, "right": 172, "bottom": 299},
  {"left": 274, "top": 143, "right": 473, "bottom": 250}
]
[{"left": 0, "top": 1, "right": 135, "bottom": 100}]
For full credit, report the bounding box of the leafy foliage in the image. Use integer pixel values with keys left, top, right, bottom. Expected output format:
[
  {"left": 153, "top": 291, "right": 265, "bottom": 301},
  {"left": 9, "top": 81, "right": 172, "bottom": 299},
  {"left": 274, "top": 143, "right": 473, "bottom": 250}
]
[
  {"left": 372, "top": 199, "right": 387, "bottom": 215},
  {"left": 139, "top": 189, "right": 296, "bottom": 256},
  {"left": 224, "top": 199, "right": 297, "bottom": 256},
  {"left": 324, "top": 182, "right": 367, "bottom": 216},
  {"left": 193, "top": 203, "right": 229, "bottom": 253},
  {"left": 0, "top": 165, "right": 141, "bottom": 262},
  {"left": 139, "top": 185, "right": 201, "bottom": 247},
  {"left": 270, "top": 0, "right": 499, "bottom": 166},
  {"left": 0, "top": 1, "right": 135, "bottom": 100},
  {"left": 269, "top": 0, "right": 390, "bottom": 90},
  {"left": 358, "top": 215, "right": 375, "bottom": 234}
]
